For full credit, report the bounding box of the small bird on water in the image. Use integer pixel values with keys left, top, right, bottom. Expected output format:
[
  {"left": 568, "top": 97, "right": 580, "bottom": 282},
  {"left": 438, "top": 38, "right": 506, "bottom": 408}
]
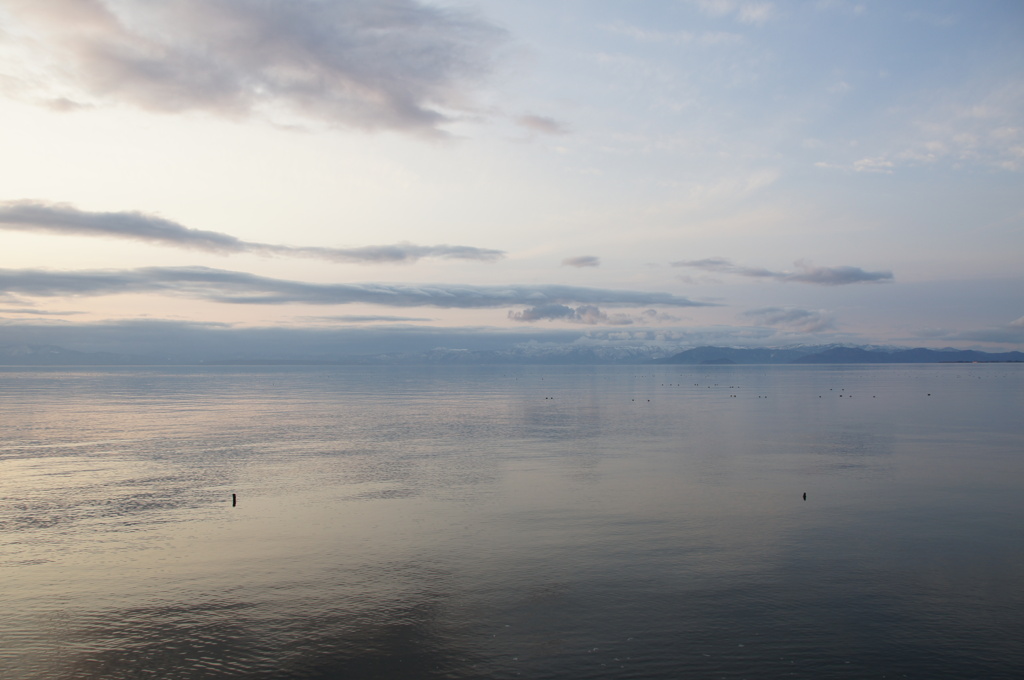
[{"left": 803, "top": 492, "right": 807, "bottom": 501}]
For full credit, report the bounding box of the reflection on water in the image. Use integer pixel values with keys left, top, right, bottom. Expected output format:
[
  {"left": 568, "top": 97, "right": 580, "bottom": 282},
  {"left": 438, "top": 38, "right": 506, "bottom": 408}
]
[{"left": 1, "top": 365, "right": 1022, "bottom": 679}]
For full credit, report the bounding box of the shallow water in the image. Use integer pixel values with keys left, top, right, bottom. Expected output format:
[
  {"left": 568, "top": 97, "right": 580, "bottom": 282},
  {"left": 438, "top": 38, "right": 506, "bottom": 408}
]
[{"left": 1, "top": 364, "right": 1022, "bottom": 679}]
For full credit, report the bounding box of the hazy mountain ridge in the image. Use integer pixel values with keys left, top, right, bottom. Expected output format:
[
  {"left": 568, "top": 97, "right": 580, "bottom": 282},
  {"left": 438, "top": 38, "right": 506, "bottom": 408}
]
[
  {"left": 790, "top": 347, "right": 1024, "bottom": 364},
  {"left": 659, "top": 345, "right": 1024, "bottom": 365},
  {"left": 0, "top": 344, "right": 171, "bottom": 366},
  {"left": 1, "top": 342, "right": 1021, "bottom": 366}
]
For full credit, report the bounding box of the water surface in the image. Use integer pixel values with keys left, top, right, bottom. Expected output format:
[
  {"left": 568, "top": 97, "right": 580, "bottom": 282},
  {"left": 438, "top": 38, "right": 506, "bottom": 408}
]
[{"left": 2, "top": 364, "right": 1022, "bottom": 678}]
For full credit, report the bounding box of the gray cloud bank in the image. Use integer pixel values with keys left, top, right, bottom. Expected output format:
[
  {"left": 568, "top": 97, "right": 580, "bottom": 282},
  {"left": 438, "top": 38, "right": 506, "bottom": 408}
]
[
  {"left": 673, "top": 258, "right": 893, "bottom": 285},
  {"left": 0, "top": 0, "right": 504, "bottom": 134},
  {"left": 0, "top": 266, "right": 710, "bottom": 309},
  {"left": 0, "top": 201, "right": 504, "bottom": 263}
]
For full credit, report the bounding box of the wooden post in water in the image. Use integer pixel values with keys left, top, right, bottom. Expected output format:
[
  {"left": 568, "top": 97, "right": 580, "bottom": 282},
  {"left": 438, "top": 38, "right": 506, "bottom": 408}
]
[{"left": 232, "top": 493, "right": 237, "bottom": 507}]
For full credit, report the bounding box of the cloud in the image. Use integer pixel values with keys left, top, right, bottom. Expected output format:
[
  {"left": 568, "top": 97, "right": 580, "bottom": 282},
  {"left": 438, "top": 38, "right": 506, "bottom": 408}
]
[
  {"left": 852, "top": 157, "right": 895, "bottom": 174},
  {"left": 672, "top": 257, "right": 893, "bottom": 285},
  {"left": 0, "top": 0, "right": 505, "bottom": 134},
  {"left": 742, "top": 306, "right": 835, "bottom": 333},
  {"left": 0, "top": 307, "right": 83, "bottom": 316},
  {"left": 516, "top": 114, "right": 568, "bottom": 135},
  {"left": 277, "top": 243, "right": 505, "bottom": 264},
  {"left": 816, "top": 82, "right": 1024, "bottom": 173},
  {"left": 562, "top": 256, "right": 601, "bottom": 268},
  {"left": 689, "top": 0, "right": 774, "bottom": 25},
  {"left": 0, "top": 265, "right": 713, "bottom": 309},
  {"left": 508, "top": 304, "right": 577, "bottom": 322},
  {"left": 508, "top": 304, "right": 632, "bottom": 325},
  {"left": 603, "top": 22, "right": 743, "bottom": 46},
  {"left": 0, "top": 200, "right": 505, "bottom": 263}
]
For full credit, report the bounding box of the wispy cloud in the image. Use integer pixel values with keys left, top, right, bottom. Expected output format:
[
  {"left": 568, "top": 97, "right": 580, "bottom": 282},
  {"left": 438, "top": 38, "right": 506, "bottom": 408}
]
[
  {"left": 561, "top": 256, "right": 601, "bottom": 268},
  {"left": 815, "top": 81, "right": 1024, "bottom": 173},
  {"left": 516, "top": 114, "right": 568, "bottom": 135},
  {"left": 689, "top": 0, "right": 775, "bottom": 25},
  {"left": 742, "top": 306, "right": 835, "bottom": 333},
  {"left": 0, "top": 0, "right": 504, "bottom": 134},
  {"left": 0, "top": 200, "right": 504, "bottom": 263},
  {"left": 0, "top": 266, "right": 713, "bottom": 309},
  {"left": 0, "top": 307, "right": 83, "bottom": 316},
  {"left": 603, "top": 22, "right": 743, "bottom": 47},
  {"left": 672, "top": 257, "right": 893, "bottom": 285}
]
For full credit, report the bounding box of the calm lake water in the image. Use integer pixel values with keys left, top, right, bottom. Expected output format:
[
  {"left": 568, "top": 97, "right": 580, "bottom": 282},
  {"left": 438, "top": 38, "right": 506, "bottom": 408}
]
[{"left": 1, "top": 364, "right": 1022, "bottom": 679}]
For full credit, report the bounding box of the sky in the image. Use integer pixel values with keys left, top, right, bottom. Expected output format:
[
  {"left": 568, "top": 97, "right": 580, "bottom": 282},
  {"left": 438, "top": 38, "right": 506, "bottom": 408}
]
[{"left": 0, "top": 0, "right": 1022, "bottom": 360}]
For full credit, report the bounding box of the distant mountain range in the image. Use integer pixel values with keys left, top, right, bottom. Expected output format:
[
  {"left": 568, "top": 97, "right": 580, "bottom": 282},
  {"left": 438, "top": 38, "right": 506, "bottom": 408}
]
[
  {"left": 0, "top": 344, "right": 164, "bottom": 366},
  {"left": 655, "top": 345, "right": 1024, "bottom": 365},
  {"left": 0, "top": 343, "right": 1021, "bottom": 366}
]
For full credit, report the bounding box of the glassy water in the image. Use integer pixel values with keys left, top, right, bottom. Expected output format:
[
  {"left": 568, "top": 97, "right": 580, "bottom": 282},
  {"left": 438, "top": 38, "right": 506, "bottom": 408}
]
[{"left": 1, "top": 364, "right": 1022, "bottom": 679}]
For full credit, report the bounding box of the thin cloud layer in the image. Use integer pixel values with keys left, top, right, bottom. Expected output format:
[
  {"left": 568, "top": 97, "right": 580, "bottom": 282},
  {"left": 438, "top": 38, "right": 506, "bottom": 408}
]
[
  {"left": 742, "top": 306, "right": 835, "bottom": 333},
  {"left": 0, "top": 0, "right": 504, "bottom": 133},
  {"left": 0, "top": 307, "right": 82, "bottom": 316},
  {"left": 672, "top": 257, "right": 893, "bottom": 285},
  {"left": 689, "top": 0, "right": 774, "bottom": 25},
  {"left": 0, "top": 266, "right": 711, "bottom": 309},
  {"left": 0, "top": 201, "right": 505, "bottom": 263},
  {"left": 562, "top": 256, "right": 601, "bottom": 268}
]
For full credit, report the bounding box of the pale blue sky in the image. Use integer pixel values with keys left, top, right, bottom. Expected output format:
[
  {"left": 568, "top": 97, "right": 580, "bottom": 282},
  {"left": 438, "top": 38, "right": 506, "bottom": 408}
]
[{"left": 0, "top": 0, "right": 1021, "bottom": 357}]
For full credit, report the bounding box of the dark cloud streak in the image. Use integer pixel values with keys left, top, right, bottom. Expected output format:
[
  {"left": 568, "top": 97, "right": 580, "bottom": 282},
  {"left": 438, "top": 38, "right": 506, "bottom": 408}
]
[
  {"left": 0, "top": 201, "right": 505, "bottom": 263},
  {"left": 562, "top": 256, "right": 601, "bottom": 268},
  {"left": 0, "top": 265, "right": 712, "bottom": 309},
  {"left": 672, "top": 257, "right": 893, "bottom": 285}
]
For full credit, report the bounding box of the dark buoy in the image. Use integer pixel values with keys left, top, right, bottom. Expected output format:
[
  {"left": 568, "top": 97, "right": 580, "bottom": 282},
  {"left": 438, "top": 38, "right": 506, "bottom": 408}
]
[
  {"left": 802, "top": 492, "right": 807, "bottom": 501},
  {"left": 232, "top": 493, "right": 237, "bottom": 507}
]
